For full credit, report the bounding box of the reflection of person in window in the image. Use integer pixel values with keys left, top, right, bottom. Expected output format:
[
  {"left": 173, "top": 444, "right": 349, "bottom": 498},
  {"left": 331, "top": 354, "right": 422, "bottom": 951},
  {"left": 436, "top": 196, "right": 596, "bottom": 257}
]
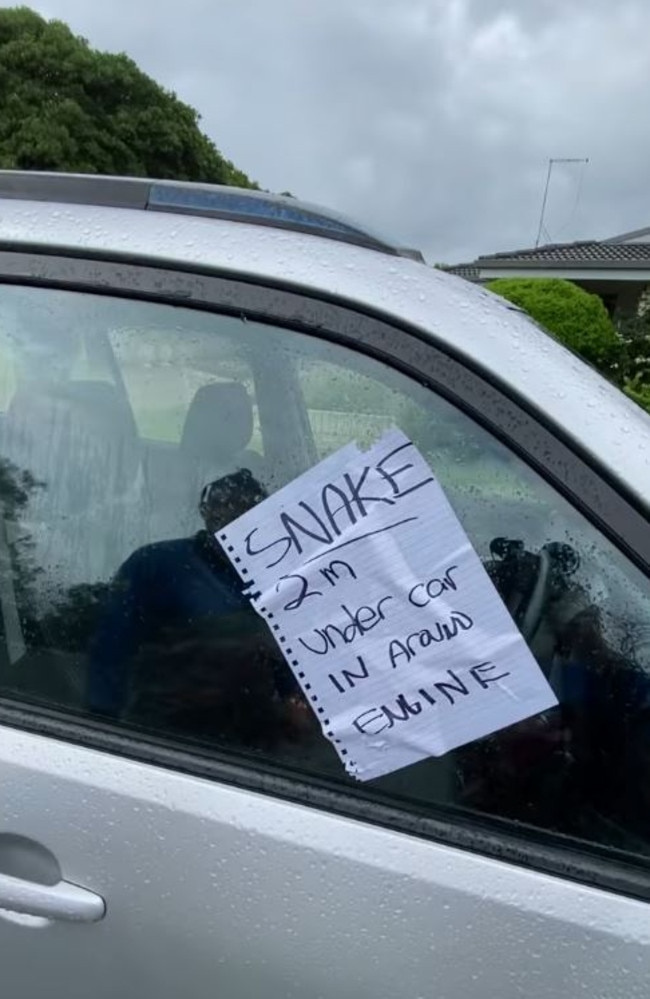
[{"left": 88, "top": 470, "right": 305, "bottom": 747}]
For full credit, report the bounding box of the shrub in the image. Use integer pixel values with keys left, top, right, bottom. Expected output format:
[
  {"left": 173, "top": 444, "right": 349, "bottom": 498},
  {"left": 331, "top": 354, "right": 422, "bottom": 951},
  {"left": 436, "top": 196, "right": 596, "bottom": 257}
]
[{"left": 487, "top": 278, "right": 622, "bottom": 380}]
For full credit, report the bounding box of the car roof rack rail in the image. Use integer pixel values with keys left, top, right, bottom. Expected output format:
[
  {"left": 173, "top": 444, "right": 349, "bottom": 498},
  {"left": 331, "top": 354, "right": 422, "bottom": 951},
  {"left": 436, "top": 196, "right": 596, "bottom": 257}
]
[{"left": 0, "top": 170, "right": 424, "bottom": 261}]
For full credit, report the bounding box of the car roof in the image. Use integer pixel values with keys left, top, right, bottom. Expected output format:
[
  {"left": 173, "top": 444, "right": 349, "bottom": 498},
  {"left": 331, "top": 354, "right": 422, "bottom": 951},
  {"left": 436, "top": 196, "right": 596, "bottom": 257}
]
[
  {"left": 0, "top": 176, "right": 648, "bottom": 509},
  {"left": 0, "top": 170, "right": 424, "bottom": 260}
]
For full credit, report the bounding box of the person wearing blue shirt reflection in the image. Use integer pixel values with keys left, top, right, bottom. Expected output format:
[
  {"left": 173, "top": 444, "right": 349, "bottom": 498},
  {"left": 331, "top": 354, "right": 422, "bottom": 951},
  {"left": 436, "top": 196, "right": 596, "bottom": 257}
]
[{"left": 88, "top": 469, "right": 301, "bottom": 743}]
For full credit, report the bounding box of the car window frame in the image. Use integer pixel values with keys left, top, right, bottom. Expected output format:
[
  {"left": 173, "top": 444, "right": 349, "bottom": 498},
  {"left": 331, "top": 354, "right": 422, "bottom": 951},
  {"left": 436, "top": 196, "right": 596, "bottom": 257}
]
[{"left": 1, "top": 247, "right": 650, "bottom": 902}]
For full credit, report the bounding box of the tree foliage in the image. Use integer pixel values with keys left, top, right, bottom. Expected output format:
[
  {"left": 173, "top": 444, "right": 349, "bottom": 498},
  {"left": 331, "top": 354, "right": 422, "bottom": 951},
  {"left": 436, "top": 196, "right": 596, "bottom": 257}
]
[
  {"left": 0, "top": 7, "right": 255, "bottom": 186},
  {"left": 614, "top": 309, "right": 650, "bottom": 412},
  {"left": 486, "top": 277, "right": 622, "bottom": 378},
  {"left": 616, "top": 309, "right": 650, "bottom": 383}
]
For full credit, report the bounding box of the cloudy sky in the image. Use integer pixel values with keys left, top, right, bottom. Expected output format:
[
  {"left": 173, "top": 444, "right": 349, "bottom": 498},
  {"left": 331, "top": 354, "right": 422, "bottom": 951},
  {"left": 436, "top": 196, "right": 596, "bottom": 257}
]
[{"left": 15, "top": 0, "right": 650, "bottom": 263}]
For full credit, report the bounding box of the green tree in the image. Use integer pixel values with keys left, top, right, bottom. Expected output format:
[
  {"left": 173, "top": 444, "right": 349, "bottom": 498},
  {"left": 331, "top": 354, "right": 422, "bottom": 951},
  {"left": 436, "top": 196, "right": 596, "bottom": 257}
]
[
  {"left": 614, "top": 308, "right": 650, "bottom": 413},
  {"left": 0, "top": 7, "right": 255, "bottom": 186},
  {"left": 486, "top": 277, "right": 622, "bottom": 379},
  {"left": 616, "top": 309, "right": 650, "bottom": 384}
]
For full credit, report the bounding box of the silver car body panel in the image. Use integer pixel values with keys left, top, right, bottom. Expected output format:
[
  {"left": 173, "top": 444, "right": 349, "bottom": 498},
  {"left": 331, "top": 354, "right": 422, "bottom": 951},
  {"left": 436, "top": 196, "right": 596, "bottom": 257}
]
[{"left": 1, "top": 725, "right": 649, "bottom": 998}]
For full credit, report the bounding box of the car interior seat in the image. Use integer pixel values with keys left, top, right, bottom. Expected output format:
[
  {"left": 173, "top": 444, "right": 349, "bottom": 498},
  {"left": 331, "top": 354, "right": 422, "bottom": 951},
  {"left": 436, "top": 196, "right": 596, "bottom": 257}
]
[
  {"left": 143, "top": 381, "right": 267, "bottom": 539},
  {"left": 181, "top": 381, "right": 264, "bottom": 481},
  {"left": 0, "top": 379, "right": 143, "bottom": 705}
]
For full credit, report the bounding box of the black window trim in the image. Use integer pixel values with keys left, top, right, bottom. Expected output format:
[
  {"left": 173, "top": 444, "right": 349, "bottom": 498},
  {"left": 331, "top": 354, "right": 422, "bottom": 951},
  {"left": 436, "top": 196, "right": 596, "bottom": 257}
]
[{"left": 1, "top": 247, "right": 650, "bottom": 903}]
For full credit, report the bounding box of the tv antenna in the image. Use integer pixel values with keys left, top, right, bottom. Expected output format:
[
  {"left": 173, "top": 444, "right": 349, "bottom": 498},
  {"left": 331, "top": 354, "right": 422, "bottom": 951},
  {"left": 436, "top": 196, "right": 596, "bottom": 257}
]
[{"left": 535, "top": 157, "right": 589, "bottom": 247}]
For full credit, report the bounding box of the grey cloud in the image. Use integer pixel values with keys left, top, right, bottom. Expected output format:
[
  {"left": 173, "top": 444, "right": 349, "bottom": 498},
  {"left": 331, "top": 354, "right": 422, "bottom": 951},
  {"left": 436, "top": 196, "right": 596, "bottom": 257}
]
[{"left": 23, "top": 0, "right": 650, "bottom": 261}]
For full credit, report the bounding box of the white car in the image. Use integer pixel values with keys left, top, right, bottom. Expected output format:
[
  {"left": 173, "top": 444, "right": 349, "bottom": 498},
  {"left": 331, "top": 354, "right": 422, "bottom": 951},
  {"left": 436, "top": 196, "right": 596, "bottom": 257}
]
[{"left": 0, "top": 171, "right": 649, "bottom": 999}]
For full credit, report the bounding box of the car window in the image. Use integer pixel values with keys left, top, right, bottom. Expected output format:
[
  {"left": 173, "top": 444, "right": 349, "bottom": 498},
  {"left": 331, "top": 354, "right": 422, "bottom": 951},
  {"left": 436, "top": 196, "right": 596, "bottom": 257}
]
[
  {"left": 109, "top": 323, "right": 263, "bottom": 450},
  {"left": 298, "top": 358, "right": 405, "bottom": 458},
  {"left": 2, "top": 283, "right": 650, "bottom": 864}
]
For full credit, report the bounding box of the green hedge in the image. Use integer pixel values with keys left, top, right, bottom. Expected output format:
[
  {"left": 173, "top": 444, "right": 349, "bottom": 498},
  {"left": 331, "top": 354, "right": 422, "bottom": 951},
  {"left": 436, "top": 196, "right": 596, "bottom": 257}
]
[{"left": 487, "top": 278, "right": 622, "bottom": 379}]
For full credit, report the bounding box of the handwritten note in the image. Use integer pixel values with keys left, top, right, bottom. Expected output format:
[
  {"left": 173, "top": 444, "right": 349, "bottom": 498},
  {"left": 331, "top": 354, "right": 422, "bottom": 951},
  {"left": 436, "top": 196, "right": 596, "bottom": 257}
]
[{"left": 219, "top": 429, "right": 557, "bottom": 781}]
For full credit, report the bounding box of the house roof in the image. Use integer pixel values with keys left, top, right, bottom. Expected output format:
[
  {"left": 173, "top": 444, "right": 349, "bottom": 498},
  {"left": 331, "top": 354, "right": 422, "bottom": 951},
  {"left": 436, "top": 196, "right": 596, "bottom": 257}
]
[
  {"left": 605, "top": 225, "right": 650, "bottom": 244},
  {"left": 443, "top": 262, "right": 480, "bottom": 281},
  {"left": 478, "top": 240, "right": 650, "bottom": 265},
  {"left": 446, "top": 237, "right": 650, "bottom": 278}
]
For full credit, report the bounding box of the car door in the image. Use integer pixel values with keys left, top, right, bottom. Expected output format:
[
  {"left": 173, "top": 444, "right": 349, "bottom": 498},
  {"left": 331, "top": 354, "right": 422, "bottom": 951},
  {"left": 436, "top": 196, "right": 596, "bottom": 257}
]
[{"left": 2, "top": 254, "right": 650, "bottom": 999}]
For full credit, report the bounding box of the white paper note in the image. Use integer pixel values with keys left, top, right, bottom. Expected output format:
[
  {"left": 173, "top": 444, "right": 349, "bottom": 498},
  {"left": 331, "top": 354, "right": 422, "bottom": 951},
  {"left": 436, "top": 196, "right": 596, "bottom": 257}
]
[{"left": 219, "top": 429, "right": 558, "bottom": 781}]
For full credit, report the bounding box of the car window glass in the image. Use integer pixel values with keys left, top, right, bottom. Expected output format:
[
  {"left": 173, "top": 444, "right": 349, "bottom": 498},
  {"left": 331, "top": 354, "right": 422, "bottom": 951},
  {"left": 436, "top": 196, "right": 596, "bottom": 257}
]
[
  {"left": 298, "top": 358, "right": 405, "bottom": 458},
  {"left": 2, "top": 283, "right": 650, "bottom": 864},
  {"left": 109, "top": 323, "right": 263, "bottom": 450}
]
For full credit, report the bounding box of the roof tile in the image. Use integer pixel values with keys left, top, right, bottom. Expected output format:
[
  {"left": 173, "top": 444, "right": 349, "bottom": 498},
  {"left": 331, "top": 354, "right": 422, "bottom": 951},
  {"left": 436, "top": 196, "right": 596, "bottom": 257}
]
[{"left": 475, "top": 240, "right": 650, "bottom": 265}]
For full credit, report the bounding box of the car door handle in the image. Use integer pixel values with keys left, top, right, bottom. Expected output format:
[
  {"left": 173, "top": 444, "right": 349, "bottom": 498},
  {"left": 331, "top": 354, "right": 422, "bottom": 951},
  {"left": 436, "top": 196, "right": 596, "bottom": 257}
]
[{"left": 0, "top": 872, "right": 106, "bottom": 923}]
